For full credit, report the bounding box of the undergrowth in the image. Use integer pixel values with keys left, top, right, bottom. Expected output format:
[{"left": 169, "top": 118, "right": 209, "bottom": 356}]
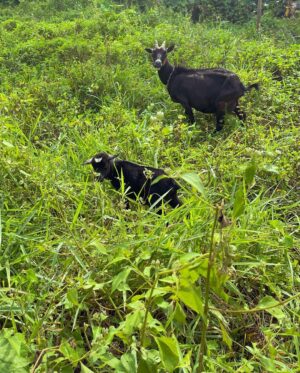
[{"left": 0, "top": 1, "right": 299, "bottom": 372}]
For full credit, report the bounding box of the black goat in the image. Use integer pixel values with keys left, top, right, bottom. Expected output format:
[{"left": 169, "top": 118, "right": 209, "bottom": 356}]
[
  {"left": 83, "top": 152, "right": 181, "bottom": 213},
  {"left": 145, "top": 41, "right": 259, "bottom": 132}
]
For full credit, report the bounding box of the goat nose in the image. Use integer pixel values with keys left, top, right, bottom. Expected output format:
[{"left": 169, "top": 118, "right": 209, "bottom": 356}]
[{"left": 154, "top": 59, "right": 162, "bottom": 68}]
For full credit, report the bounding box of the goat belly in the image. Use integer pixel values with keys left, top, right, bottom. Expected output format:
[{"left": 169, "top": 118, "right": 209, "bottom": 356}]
[{"left": 168, "top": 75, "right": 222, "bottom": 111}]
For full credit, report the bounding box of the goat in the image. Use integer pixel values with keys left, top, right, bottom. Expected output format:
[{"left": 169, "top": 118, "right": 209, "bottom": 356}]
[
  {"left": 83, "top": 152, "right": 181, "bottom": 213},
  {"left": 145, "top": 41, "right": 259, "bottom": 132}
]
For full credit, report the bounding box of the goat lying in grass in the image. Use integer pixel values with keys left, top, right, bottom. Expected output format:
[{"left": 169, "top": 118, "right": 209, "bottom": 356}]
[
  {"left": 84, "top": 152, "right": 181, "bottom": 213},
  {"left": 146, "top": 41, "right": 259, "bottom": 132}
]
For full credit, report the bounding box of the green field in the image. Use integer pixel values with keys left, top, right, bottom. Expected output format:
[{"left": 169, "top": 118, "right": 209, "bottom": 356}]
[{"left": 0, "top": 1, "right": 299, "bottom": 372}]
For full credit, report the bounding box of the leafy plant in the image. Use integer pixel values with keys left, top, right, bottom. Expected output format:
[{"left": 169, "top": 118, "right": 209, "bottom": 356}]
[{"left": 0, "top": 1, "right": 299, "bottom": 372}]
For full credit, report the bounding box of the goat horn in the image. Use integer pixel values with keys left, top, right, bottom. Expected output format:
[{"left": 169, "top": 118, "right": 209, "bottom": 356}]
[
  {"left": 94, "top": 157, "right": 103, "bottom": 163},
  {"left": 108, "top": 154, "right": 119, "bottom": 161},
  {"left": 83, "top": 158, "right": 93, "bottom": 165},
  {"left": 155, "top": 40, "right": 158, "bottom": 47},
  {"left": 162, "top": 41, "right": 166, "bottom": 48}
]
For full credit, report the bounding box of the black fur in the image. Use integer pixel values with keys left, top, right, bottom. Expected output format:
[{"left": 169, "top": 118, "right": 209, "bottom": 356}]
[
  {"left": 146, "top": 43, "right": 259, "bottom": 132},
  {"left": 84, "top": 152, "right": 181, "bottom": 213}
]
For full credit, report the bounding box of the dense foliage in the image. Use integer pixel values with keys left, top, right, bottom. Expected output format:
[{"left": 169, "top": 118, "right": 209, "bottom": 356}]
[{"left": 0, "top": 1, "right": 299, "bottom": 372}]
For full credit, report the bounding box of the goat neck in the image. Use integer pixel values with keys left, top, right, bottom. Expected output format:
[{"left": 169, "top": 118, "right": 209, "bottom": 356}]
[
  {"left": 158, "top": 59, "right": 174, "bottom": 85},
  {"left": 103, "top": 159, "right": 119, "bottom": 181}
]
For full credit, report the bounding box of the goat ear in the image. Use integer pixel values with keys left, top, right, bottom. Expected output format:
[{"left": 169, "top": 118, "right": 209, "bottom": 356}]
[
  {"left": 145, "top": 48, "right": 153, "bottom": 53},
  {"left": 83, "top": 158, "right": 93, "bottom": 165},
  {"left": 167, "top": 44, "right": 175, "bottom": 53}
]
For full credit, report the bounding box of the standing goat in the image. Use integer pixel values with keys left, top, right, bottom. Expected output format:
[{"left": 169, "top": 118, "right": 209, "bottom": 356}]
[
  {"left": 83, "top": 152, "right": 181, "bottom": 213},
  {"left": 145, "top": 41, "right": 259, "bottom": 132}
]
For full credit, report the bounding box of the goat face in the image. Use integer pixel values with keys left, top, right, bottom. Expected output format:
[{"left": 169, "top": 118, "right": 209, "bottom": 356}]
[
  {"left": 145, "top": 41, "right": 174, "bottom": 69},
  {"left": 83, "top": 152, "right": 117, "bottom": 181}
]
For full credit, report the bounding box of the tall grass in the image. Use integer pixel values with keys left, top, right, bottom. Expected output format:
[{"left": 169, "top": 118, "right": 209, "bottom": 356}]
[{"left": 0, "top": 1, "right": 299, "bottom": 372}]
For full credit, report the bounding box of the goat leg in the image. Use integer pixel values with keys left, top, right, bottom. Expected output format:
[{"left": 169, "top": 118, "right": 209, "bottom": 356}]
[
  {"left": 169, "top": 194, "right": 181, "bottom": 208},
  {"left": 234, "top": 103, "right": 246, "bottom": 122},
  {"left": 215, "top": 112, "right": 225, "bottom": 132},
  {"left": 182, "top": 104, "right": 195, "bottom": 123}
]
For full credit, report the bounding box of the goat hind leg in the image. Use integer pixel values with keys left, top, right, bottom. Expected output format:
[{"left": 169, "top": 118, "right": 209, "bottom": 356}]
[{"left": 234, "top": 103, "right": 246, "bottom": 123}]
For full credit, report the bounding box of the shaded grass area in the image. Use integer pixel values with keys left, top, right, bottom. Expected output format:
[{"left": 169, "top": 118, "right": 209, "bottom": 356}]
[{"left": 0, "top": 2, "right": 299, "bottom": 372}]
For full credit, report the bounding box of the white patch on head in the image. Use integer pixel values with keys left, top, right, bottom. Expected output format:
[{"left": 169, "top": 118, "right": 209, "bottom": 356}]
[{"left": 94, "top": 157, "right": 103, "bottom": 163}]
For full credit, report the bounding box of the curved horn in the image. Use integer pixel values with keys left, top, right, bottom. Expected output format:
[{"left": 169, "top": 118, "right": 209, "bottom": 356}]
[
  {"left": 108, "top": 154, "right": 119, "bottom": 161},
  {"left": 83, "top": 158, "right": 93, "bottom": 165},
  {"left": 94, "top": 157, "right": 103, "bottom": 163},
  {"left": 162, "top": 41, "right": 166, "bottom": 48},
  {"left": 155, "top": 40, "right": 158, "bottom": 47}
]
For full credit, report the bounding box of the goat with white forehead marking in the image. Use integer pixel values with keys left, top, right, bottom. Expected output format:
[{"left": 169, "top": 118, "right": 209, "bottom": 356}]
[
  {"left": 83, "top": 152, "right": 181, "bottom": 214},
  {"left": 145, "top": 41, "right": 259, "bottom": 132}
]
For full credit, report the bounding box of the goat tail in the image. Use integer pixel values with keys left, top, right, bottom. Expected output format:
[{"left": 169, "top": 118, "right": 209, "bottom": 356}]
[{"left": 245, "top": 82, "right": 259, "bottom": 92}]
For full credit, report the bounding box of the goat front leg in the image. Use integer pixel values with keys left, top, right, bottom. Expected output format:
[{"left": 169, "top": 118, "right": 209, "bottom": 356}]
[
  {"left": 182, "top": 103, "right": 195, "bottom": 123},
  {"left": 215, "top": 112, "right": 225, "bottom": 132},
  {"left": 168, "top": 194, "right": 181, "bottom": 208}
]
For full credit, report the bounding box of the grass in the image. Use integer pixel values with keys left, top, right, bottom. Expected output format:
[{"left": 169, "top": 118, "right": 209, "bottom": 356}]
[{"left": 0, "top": 1, "right": 299, "bottom": 372}]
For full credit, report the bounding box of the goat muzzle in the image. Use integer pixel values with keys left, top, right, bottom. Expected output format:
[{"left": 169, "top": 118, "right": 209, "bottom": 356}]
[{"left": 154, "top": 59, "right": 162, "bottom": 69}]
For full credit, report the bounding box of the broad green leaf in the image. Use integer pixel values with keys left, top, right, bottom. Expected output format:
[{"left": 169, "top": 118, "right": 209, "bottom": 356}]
[
  {"left": 88, "top": 239, "right": 107, "bottom": 255},
  {"left": 180, "top": 172, "right": 205, "bottom": 195},
  {"left": 155, "top": 336, "right": 180, "bottom": 372},
  {"left": 233, "top": 184, "right": 245, "bottom": 219},
  {"left": 107, "top": 358, "right": 123, "bottom": 370},
  {"left": 111, "top": 268, "right": 132, "bottom": 293},
  {"left": 269, "top": 220, "right": 285, "bottom": 234},
  {"left": 177, "top": 285, "right": 203, "bottom": 315},
  {"left": 6, "top": 332, "right": 27, "bottom": 356},
  {"left": 179, "top": 268, "right": 199, "bottom": 286},
  {"left": 282, "top": 235, "right": 293, "bottom": 248},
  {"left": 80, "top": 363, "right": 95, "bottom": 373},
  {"left": 262, "top": 164, "right": 279, "bottom": 174},
  {"left": 59, "top": 340, "right": 81, "bottom": 364},
  {"left": 178, "top": 350, "right": 192, "bottom": 369},
  {"left": 244, "top": 162, "right": 256, "bottom": 186},
  {"left": 261, "top": 356, "right": 276, "bottom": 371},
  {"left": 137, "top": 358, "right": 157, "bottom": 373},
  {"left": 60, "top": 365, "right": 74, "bottom": 373},
  {"left": 173, "top": 303, "right": 186, "bottom": 324},
  {"left": 208, "top": 267, "right": 229, "bottom": 302},
  {"left": 257, "top": 296, "right": 285, "bottom": 319},
  {"left": 140, "top": 348, "right": 160, "bottom": 371},
  {"left": 67, "top": 288, "right": 79, "bottom": 306},
  {"left": 117, "top": 309, "right": 144, "bottom": 339},
  {"left": 0, "top": 330, "right": 31, "bottom": 373},
  {"left": 120, "top": 351, "right": 137, "bottom": 372}
]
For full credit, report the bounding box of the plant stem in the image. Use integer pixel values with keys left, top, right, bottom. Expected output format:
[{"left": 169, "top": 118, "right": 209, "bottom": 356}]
[
  {"left": 140, "top": 270, "right": 159, "bottom": 348},
  {"left": 198, "top": 206, "right": 219, "bottom": 372},
  {"left": 210, "top": 292, "right": 300, "bottom": 314}
]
